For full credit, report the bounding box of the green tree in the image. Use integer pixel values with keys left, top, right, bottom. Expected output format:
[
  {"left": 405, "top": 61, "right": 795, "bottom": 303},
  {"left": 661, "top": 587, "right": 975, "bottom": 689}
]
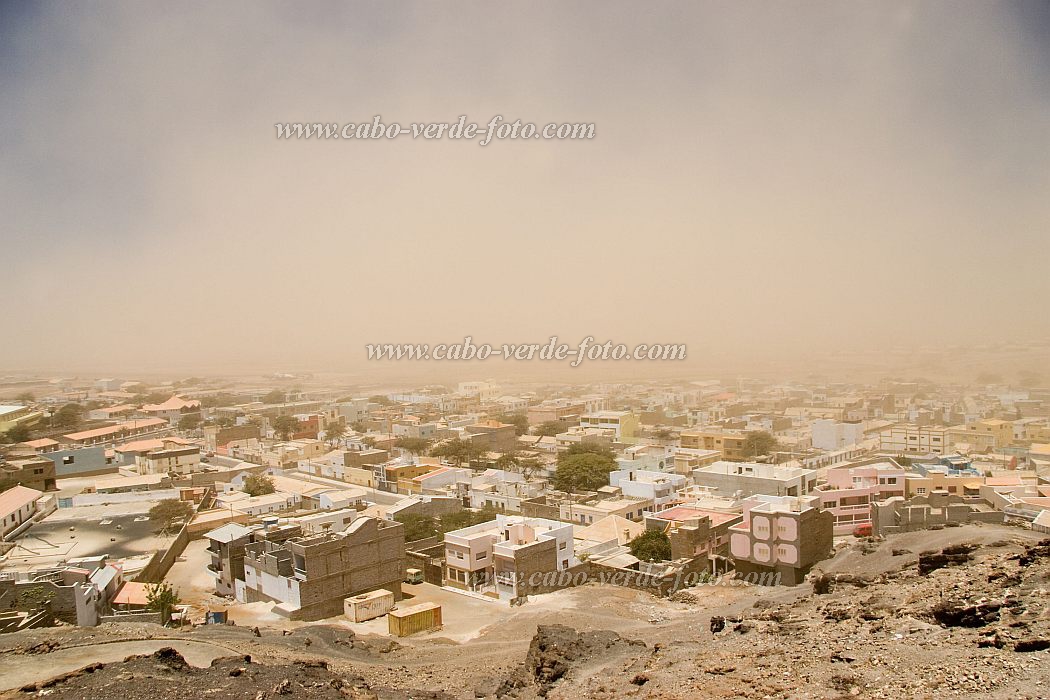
[
  {"left": 272, "top": 415, "right": 298, "bottom": 441},
  {"left": 497, "top": 414, "right": 529, "bottom": 436},
  {"left": 495, "top": 453, "right": 519, "bottom": 471},
  {"left": 395, "top": 437, "right": 432, "bottom": 455},
  {"left": 262, "top": 389, "right": 286, "bottom": 404},
  {"left": 243, "top": 474, "right": 276, "bottom": 496},
  {"left": 4, "top": 424, "right": 32, "bottom": 443},
  {"left": 145, "top": 582, "right": 181, "bottom": 624},
  {"left": 325, "top": 420, "right": 346, "bottom": 445},
  {"left": 629, "top": 529, "right": 672, "bottom": 562},
  {"left": 565, "top": 442, "right": 615, "bottom": 459},
  {"left": 535, "top": 421, "right": 563, "bottom": 437},
  {"left": 395, "top": 514, "right": 440, "bottom": 542},
  {"left": 438, "top": 506, "right": 498, "bottom": 533},
  {"left": 552, "top": 452, "right": 617, "bottom": 493},
  {"left": 177, "top": 414, "right": 202, "bottom": 431},
  {"left": 369, "top": 395, "right": 395, "bottom": 406},
  {"left": 53, "top": 403, "right": 85, "bottom": 429},
  {"left": 742, "top": 431, "right": 779, "bottom": 459},
  {"left": 200, "top": 393, "right": 238, "bottom": 408},
  {"left": 430, "top": 438, "right": 484, "bottom": 466},
  {"left": 148, "top": 499, "right": 193, "bottom": 534},
  {"left": 14, "top": 391, "right": 34, "bottom": 403}
]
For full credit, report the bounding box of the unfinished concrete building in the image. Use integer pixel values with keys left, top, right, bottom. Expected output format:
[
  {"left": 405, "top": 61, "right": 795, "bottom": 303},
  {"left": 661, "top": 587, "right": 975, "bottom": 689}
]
[
  {"left": 870, "top": 491, "right": 1004, "bottom": 535},
  {"left": 204, "top": 522, "right": 302, "bottom": 597},
  {"left": 239, "top": 516, "right": 404, "bottom": 620}
]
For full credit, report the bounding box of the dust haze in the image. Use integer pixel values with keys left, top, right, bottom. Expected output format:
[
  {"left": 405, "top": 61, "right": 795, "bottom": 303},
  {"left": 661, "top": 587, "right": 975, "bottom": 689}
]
[{"left": 3, "top": 1, "right": 1049, "bottom": 381}]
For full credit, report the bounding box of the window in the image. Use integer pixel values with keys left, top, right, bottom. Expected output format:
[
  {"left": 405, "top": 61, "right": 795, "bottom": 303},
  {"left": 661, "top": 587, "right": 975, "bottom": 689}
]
[
  {"left": 917, "top": 487, "right": 927, "bottom": 495},
  {"left": 477, "top": 552, "right": 487, "bottom": 560},
  {"left": 559, "top": 541, "right": 566, "bottom": 550},
  {"left": 63, "top": 456, "right": 74, "bottom": 465}
]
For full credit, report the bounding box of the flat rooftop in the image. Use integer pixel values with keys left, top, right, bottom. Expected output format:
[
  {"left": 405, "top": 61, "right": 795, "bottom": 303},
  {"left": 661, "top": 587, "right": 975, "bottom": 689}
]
[
  {"left": 651, "top": 506, "right": 739, "bottom": 527},
  {"left": 2, "top": 504, "right": 177, "bottom": 571},
  {"left": 695, "top": 460, "right": 814, "bottom": 480}
]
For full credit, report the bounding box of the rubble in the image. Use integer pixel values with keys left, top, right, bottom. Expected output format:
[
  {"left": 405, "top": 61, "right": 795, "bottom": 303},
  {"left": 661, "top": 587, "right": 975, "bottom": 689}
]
[{"left": 495, "top": 625, "right": 645, "bottom": 697}]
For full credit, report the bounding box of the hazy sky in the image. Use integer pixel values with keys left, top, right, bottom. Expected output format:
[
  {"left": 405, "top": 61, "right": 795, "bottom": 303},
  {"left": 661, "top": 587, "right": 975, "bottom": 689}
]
[{"left": 3, "top": 1, "right": 1049, "bottom": 376}]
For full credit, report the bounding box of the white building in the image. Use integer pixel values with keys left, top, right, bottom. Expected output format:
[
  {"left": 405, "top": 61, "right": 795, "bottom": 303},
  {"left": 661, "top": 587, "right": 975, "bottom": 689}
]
[
  {"left": 608, "top": 469, "right": 687, "bottom": 507},
  {"left": 811, "top": 419, "right": 865, "bottom": 451},
  {"left": 444, "top": 514, "right": 577, "bottom": 600},
  {"left": 0, "top": 485, "right": 43, "bottom": 539},
  {"left": 134, "top": 441, "right": 202, "bottom": 475},
  {"left": 692, "top": 461, "right": 818, "bottom": 498}
]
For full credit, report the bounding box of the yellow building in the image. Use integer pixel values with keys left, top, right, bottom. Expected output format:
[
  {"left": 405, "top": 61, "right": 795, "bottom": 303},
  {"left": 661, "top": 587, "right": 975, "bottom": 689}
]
[
  {"left": 948, "top": 419, "right": 1013, "bottom": 452},
  {"left": 1025, "top": 424, "right": 1050, "bottom": 444},
  {"left": 904, "top": 472, "right": 984, "bottom": 498},
  {"left": 578, "top": 411, "right": 639, "bottom": 440},
  {"left": 0, "top": 405, "right": 43, "bottom": 434},
  {"left": 679, "top": 430, "right": 748, "bottom": 461}
]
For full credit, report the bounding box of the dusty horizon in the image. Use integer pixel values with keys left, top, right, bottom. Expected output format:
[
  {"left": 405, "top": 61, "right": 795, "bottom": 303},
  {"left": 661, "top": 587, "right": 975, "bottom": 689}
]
[{"left": 3, "top": 2, "right": 1049, "bottom": 376}]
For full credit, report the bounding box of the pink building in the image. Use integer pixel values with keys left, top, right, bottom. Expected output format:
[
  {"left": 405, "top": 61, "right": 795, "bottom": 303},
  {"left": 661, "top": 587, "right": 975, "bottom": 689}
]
[
  {"left": 729, "top": 494, "right": 833, "bottom": 585},
  {"left": 816, "top": 461, "right": 906, "bottom": 535}
]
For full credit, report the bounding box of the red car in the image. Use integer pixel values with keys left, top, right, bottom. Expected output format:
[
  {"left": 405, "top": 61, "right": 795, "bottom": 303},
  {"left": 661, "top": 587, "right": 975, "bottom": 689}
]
[{"left": 852, "top": 523, "right": 873, "bottom": 537}]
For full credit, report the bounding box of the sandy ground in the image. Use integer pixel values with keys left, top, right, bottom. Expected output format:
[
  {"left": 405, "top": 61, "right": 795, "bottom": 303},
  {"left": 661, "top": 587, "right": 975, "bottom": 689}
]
[
  {"left": 4, "top": 523, "right": 1047, "bottom": 698},
  {"left": 0, "top": 638, "right": 236, "bottom": 691}
]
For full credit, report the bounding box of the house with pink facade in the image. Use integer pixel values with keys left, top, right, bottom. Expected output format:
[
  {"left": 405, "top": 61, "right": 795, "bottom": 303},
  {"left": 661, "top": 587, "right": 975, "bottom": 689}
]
[
  {"left": 729, "top": 493, "right": 833, "bottom": 585},
  {"left": 815, "top": 460, "right": 907, "bottom": 535}
]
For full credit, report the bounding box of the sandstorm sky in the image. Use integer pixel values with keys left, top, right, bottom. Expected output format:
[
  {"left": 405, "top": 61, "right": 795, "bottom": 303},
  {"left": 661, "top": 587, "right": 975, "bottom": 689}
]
[{"left": 2, "top": 1, "right": 1049, "bottom": 376}]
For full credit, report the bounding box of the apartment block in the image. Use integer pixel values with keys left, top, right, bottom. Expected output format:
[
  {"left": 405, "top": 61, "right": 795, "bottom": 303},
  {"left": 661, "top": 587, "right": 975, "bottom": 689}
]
[
  {"left": 134, "top": 441, "right": 201, "bottom": 475},
  {"left": 878, "top": 424, "right": 950, "bottom": 454},
  {"left": 814, "top": 461, "right": 906, "bottom": 535},
  {"left": 679, "top": 429, "right": 748, "bottom": 461},
  {"left": 204, "top": 522, "right": 301, "bottom": 597},
  {"left": 579, "top": 411, "right": 639, "bottom": 440},
  {"left": 444, "top": 514, "right": 576, "bottom": 600},
  {"left": 948, "top": 419, "right": 1014, "bottom": 452},
  {"left": 729, "top": 494, "right": 833, "bottom": 585},
  {"left": 240, "top": 516, "right": 405, "bottom": 620},
  {"left": 811, "top": 419, "right": 865, "bottom": 451},
  {"left": 692, "top": 460, "right": 817, "bottom": 498},
  {"left": 464, "top": 420, "right": 518, "bottom": 453},
  {"left": 526, "top": 401, "right": 586, "bottom": 426}
]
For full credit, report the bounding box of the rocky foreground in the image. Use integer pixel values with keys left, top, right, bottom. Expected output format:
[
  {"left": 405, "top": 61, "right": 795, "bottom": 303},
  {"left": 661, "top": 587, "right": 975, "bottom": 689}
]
[{"left": 3, "top": 532, "right": 1050, "bottom": 699}]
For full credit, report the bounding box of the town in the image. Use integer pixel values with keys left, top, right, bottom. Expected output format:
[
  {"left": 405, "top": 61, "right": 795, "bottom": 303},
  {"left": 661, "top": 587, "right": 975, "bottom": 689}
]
[
  {"left": 4, "top": 2, "right": 1049, "bottom": 697},
  {"left": 2, "top": 367, "right": 1050, "bottom": 696}
]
